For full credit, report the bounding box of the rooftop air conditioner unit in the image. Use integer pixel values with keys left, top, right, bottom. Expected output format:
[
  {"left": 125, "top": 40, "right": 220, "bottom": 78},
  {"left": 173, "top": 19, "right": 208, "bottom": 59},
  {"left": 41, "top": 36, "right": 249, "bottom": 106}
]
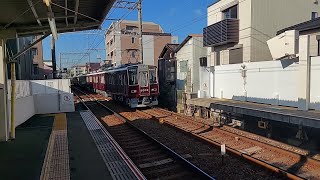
[{"left": 267, "top": 30, "right": 299, "bottom": 60}]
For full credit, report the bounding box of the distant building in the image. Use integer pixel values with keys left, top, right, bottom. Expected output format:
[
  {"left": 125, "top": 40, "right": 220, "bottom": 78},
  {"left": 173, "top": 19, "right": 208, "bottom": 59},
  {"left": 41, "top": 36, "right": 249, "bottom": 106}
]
[
  {"left": 204, "top": 0, "right": 320, "bottom": 65},
  {"left": 86, "top": 62, "right": 100, "bottom": 73},
  {"left": 277, "top": 17, "right": 320, "bottom": 57},
  {"left": 6, "top": 36, "right": 44, "bottom": 80},
  {"left": 70, "top": 65, "right": 86, "bottom": 77},
  {"left": 43, "top": 61, "right": 53, "bottom": 79},
  {"left": 100, "top": 60, "right": 113, "bottom": 70},
  {"left": 105, "top": 20, "right": 178, "bottom": 66}
]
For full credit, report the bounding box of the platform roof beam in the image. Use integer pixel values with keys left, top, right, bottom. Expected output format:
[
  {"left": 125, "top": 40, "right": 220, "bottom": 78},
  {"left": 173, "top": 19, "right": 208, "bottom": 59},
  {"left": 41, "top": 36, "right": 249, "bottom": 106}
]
[{"left": 27, "top": 0, "right": 42, "bottom": 27}]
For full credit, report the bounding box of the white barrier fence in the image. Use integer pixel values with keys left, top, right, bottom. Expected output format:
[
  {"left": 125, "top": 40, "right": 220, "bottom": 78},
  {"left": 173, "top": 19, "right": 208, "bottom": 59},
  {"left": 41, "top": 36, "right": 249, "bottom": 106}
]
[
  {"left": 213, "top": 56, "right": 320, "bottom": 110},
  {"left": 7, "top": 79, "right": 74, "bottom": 127}
]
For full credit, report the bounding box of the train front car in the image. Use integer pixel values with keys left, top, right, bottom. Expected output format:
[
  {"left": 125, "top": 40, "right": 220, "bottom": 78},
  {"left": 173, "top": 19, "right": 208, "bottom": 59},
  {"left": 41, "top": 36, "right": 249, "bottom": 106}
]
[
  {"left": 128, "top": 64, "right": 159, "bottom": 108},
  {"left": 105, "top": 64, "right": 159, "bottom": 108}
]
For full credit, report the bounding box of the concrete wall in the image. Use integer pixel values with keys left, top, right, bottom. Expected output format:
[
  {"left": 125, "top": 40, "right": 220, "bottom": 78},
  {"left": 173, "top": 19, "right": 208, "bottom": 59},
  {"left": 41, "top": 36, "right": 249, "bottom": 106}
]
[
  {"left": 310, "top": 56, "right": 320, "bottom": 109},
  {"left": 199, "top": 67, "right": 211, "bottom": 98},
  {"left": 213, "top": 56, "right": 320, "bottom": 110},
  {"left": 301, "top": 30, "right": 320, "bottom": 57},
  {"left": 8, "top": 96, "right": 35, "bottom": 127},
  {"left": 142, "top": 35, "right": 155, "bottom": 65},
  {"left": 207, "top": 0, "right": 320, "bottom": 63},
  {"left": 0, "top": 40, "right": 8, "bottom": 141},
  {"left": 7, "top": 79, "right": 74, "bottom": 128}
]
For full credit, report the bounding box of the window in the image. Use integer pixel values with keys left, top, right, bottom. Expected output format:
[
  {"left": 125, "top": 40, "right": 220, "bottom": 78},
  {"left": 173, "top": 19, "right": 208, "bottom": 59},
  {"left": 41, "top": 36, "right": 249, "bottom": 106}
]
[
  {"left": 33, "top": 64, "right": 39, "bottom": 75},
  {"left": 139, "top": 71, "right": 149, "bottom": 87},
  {"left": 312, "top": 12, "right": 318, "bottom": 20},
  {"left": 149, "top": 68, "right": 157, "bottom": 84},
  {"left": 126, "top": 25, "right": 138, "bottom": 31},
  {"left": 31, "top": 48, "right": 38, "bottom": 57},
  {"left": 223, "top": 5, "right": 238, "bottom": 19},
  {"left": 131, "top": 37, "right": 135, "bottom": 44},
  {"left": 128, "top": 67, "right": 138, "bottom": 85},
  {"left": 179, "top": 61, "right": 188, "bottom": 72}
]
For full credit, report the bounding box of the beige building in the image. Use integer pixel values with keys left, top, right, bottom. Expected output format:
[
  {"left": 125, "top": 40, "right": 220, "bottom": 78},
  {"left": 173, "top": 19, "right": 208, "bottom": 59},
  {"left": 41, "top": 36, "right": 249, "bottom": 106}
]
[
  {"left": 31, "top": 36, "right": 44, "bottom": 79},
  {"left": 105, "top": 20, "right": 178, "bottom": 66},
  {"left": 70, "top": 65, "right": 86, "bottom": 77},
  {"left": 205, "top": 0, "right": 320, "bottom": 65}
]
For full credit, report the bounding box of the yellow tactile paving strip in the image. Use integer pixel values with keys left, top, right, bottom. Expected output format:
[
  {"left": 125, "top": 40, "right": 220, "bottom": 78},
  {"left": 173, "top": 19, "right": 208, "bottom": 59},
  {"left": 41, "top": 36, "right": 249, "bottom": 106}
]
[
  {"left": 53, "top": 113, "right": 68, "bottom": 130},
  {"left": 40, "top": 113, "right": 70, "bottom": 180}
]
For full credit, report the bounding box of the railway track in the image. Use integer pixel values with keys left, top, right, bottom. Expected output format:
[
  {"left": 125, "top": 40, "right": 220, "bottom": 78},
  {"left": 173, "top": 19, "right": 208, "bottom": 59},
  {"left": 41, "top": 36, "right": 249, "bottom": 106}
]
[
  {"left": 72, "top": 87, "right": 214, "bottom": 180},
  {"left": 140, "top": 108, "right": 320, "bottom": 180}
]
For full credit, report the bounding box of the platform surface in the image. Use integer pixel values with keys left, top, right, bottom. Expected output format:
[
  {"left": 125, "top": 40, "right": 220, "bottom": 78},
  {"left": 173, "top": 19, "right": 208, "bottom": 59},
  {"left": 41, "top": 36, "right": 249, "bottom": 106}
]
[
  {"left": 0, "top": 115, "right": 54, "bottom": 180},
  {"left": 0, "top": 110, "right": 139, "bottom": 180},
  {"left": 187, "top": 98, "right": 320, "bottom": 128}
]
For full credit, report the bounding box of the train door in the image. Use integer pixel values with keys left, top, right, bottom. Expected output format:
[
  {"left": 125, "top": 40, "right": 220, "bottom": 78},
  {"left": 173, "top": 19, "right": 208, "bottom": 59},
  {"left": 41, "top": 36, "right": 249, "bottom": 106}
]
[{"left": 138, "top": 65, "right": 150, "bottom": 97}]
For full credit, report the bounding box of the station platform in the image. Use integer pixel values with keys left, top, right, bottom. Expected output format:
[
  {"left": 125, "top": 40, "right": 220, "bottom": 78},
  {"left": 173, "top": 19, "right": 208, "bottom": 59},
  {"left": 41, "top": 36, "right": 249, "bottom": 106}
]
[
  {"left": 187, "top": 98, "right": 320, "bottom": 128},
  {"left": 0, "top": 111, "right": 143, "bottom": 180}
]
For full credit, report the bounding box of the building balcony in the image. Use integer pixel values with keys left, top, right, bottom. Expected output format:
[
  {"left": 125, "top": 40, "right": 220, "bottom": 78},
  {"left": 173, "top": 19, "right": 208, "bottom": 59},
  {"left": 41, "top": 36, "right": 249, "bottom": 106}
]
[{"left": 203, "top": 18, "right": 239, "bottom": 47}]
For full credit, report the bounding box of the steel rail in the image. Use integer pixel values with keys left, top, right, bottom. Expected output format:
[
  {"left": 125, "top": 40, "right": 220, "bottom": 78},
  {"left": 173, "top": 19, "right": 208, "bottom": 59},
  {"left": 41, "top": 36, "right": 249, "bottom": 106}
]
[
  {"left": 73, "top": 87, "right": 216, "bottom": 180},
  {"left": 146, "top": 108, "right": 309, "bottom": 180},
  {"left": 73, "top": 90, "right": 146, "bottom": 180}
]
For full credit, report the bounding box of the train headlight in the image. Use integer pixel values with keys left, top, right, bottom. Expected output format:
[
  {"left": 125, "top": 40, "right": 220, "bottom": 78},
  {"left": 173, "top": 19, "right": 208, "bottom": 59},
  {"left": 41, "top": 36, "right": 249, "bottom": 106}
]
[
  {"left": 151, "top": 88, "right": 157, "bottom": 92},
  {"left": 131, "top": 90, "right": 137, "bottom": 93}
]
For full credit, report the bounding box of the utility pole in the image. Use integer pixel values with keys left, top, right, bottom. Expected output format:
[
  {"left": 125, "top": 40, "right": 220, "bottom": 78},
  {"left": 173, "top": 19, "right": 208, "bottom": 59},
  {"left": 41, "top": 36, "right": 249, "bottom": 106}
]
[
  {"left": 51, "top": 36, "right": 57, "bottom": 79},
  {"left": 59, "top": 53, "right": 62, "bottom": 77},
  {"left": 137, "top": 0, "right": 143, "bottom": 64}
]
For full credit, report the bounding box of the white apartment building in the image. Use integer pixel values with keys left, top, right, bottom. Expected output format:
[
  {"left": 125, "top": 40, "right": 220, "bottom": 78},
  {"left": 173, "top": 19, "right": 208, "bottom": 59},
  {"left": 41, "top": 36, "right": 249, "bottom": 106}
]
[{"left": 204, "top": 0, "right": 320, "bottom": 65}]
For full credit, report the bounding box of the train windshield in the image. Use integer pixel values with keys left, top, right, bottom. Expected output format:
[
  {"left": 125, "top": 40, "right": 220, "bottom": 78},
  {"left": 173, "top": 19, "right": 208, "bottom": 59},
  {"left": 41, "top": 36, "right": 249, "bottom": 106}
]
[
  {"left": 149, "top": 68, "right": 157, "bottom": 84},
  {"left": 139, "top": 71, "right": 149, "bottom": 87},
  {"left": 128, "top": 67, "right": 138, "bottom": 85}
]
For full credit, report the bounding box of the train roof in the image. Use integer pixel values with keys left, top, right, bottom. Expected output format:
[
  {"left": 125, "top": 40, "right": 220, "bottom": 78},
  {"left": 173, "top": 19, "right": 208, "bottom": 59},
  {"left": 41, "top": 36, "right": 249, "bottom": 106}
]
[
  {"left": 86, "top": 71, "right": 107, "bottom": 76},
  {"left": 106, "top": 64, "right": 156, "bottom": 73},
  {"left": 79, "top": 64, "right": 157, "bottom": 77}
]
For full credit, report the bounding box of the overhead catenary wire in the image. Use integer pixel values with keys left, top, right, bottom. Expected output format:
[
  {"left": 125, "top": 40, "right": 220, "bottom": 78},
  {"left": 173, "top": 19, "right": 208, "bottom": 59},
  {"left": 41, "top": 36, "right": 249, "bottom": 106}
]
[
  {"left": 123, "top": 0, "right": 253, "bottom": 53},
  {"left": 67, "top": 0, "right": 138, "bottom": 67},
  {"left": 75, "top": 0, "right": 141, "bottom": 66}
]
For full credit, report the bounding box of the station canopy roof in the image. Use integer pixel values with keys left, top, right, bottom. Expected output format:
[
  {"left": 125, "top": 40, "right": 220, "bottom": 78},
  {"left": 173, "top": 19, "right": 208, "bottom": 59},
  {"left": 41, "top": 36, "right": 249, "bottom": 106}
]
[{"left": 0, "top": 0, "right": 116, "bottom": 37}]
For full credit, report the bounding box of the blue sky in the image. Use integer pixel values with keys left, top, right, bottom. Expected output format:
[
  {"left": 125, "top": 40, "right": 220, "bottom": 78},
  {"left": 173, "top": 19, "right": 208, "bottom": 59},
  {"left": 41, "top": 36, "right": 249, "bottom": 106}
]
[{"left": 42, "top": 0, "right": 215, "bottom": 67}]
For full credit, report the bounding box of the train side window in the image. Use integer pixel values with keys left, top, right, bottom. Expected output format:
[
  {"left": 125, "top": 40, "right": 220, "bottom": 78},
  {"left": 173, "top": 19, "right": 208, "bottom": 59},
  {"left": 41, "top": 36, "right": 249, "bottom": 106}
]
[
  {"left": 116, "top": 74, "right": 118, "bottom": 85},
  {"left": 149, "top": 68, "right": 157, "bottom": 84},
  {"left": 119, "top": 74, "right": 122, "bottom": 85},
  {"left": 124, "top": 73, "right": 127, "bottom": 86},
  {"left": 101, "top": 75, "right": 105, "bottom": 84}
]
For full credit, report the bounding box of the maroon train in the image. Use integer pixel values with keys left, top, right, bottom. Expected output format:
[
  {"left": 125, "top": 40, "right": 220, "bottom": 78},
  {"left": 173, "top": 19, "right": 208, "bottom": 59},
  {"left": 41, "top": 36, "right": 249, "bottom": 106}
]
[{"left": 74, "top": 64, "right": 159, "bottom": 108}]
